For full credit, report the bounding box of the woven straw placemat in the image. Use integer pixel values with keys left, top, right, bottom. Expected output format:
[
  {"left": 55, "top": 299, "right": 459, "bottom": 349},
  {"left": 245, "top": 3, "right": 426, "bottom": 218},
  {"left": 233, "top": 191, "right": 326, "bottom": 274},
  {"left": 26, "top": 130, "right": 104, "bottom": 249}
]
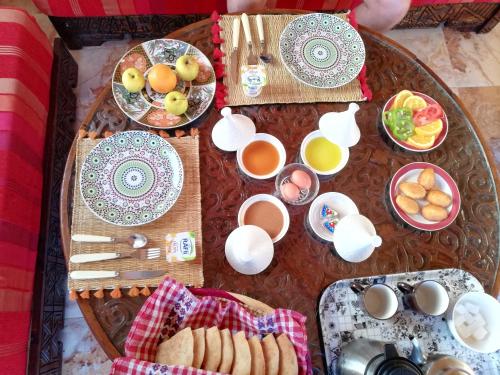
[
  {"left": 219, "top": 14, "right": 366, "bottom": 106},
  {"left": 68, "top": 136, "right": 203, "bottom": 291}
]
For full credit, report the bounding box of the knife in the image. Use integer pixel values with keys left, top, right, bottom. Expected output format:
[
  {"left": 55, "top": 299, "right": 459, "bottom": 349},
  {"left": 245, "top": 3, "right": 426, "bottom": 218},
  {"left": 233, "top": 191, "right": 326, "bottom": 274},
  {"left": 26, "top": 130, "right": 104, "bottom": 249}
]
[
  {"left": 241, "top": 13, "right": 257, "bottom": 65},
  {"left": 69, "top": 270, "right": 166, "bottom": 280},
  {"left": 230, "top": 17, "right": 240, "bottom": 82}
]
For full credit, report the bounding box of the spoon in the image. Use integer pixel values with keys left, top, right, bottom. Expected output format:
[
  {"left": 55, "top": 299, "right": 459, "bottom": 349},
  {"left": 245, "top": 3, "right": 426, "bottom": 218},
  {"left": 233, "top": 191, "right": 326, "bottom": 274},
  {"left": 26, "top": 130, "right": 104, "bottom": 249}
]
[
  {"left": 256, "top": 15, "right": 272, "bottom": 64},
  {"left": 71, "top": 233, "right": 148, "bottom": 249}
]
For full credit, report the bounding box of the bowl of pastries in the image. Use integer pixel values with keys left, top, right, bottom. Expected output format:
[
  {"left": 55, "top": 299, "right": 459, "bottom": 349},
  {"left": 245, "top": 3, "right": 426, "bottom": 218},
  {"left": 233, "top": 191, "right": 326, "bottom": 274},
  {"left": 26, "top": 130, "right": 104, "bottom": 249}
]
[{"left": 389, "top": 162, "right": 460, "bottom": 231}]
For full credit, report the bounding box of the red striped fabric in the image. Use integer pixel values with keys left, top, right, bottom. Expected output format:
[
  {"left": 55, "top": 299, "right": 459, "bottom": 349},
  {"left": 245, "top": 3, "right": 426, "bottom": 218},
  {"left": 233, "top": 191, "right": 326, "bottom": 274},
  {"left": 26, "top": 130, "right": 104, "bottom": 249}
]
[
  {"left": 31, "top": 0, "right": 365, "bottom": 17},
  {"left": 0, "top": 7, "right": 52, "bottom": 375}
]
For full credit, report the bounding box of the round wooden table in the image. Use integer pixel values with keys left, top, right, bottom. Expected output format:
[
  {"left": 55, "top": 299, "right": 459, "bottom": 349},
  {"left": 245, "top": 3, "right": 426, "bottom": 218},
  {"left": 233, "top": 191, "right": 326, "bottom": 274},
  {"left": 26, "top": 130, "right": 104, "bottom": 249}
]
[{"left": 60, "top": 14, "right": 500, "bottom": 373}]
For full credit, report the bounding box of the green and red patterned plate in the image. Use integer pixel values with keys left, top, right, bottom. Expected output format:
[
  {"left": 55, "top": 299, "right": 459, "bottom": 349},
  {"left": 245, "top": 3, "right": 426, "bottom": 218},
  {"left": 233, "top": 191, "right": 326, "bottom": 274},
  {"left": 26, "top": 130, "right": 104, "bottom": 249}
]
[
  {"left": 279, "top": 13, "right": 365, "bottom": 89},
  {"left": 112, "top": 39, "right": 215, "bottom": 129},
  {"left": 80, "top": 131, "right": 183, "bottom": 226}
]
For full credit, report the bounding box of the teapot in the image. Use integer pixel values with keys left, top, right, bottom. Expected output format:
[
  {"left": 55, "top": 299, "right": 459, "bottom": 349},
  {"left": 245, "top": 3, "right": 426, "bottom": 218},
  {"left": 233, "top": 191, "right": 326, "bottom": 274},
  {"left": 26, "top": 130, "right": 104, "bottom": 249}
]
[
  {"left": 337, "top": 339, "right": 423, "bottom": 375},
  {"left": 337, "top": 337, "right": 475, "bottom": 375},
  {"left": 409, "top": 336, "right": 475, "bottom": 375}
]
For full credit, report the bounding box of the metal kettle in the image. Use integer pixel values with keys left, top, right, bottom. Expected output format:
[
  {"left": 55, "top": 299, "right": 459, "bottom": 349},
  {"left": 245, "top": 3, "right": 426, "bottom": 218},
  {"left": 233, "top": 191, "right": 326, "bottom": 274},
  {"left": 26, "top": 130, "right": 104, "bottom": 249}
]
[
  {"left": 409, "top": 337, "right": 475, "bottom": 375},
  {"left": 337, "top": 339, "right": 423, "bottom": 375}
]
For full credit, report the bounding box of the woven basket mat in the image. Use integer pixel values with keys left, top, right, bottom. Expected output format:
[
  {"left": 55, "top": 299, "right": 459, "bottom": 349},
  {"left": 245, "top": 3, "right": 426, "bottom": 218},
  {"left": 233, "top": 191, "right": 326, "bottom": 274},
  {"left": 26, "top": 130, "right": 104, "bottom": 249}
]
[
  {"left": 68, "top": 137, "right": 203, "bottom": 292},
  {"left": 220, "top": 14, "right": 366, "bottom": 106}
]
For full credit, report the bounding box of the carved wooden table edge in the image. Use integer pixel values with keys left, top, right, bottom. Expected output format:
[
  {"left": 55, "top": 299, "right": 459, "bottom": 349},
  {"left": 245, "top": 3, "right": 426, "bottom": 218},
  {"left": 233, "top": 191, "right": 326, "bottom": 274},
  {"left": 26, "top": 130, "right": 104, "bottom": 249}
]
[{"left": 59, "top": 10, "right": 500, "bottom": 364}]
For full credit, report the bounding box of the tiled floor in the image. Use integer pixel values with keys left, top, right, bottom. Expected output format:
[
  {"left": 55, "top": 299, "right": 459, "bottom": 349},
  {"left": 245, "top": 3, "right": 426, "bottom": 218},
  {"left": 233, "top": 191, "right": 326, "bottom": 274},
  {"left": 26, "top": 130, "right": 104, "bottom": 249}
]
[{"left": 2, "top": 1, "right": 499, "bottom": 373}]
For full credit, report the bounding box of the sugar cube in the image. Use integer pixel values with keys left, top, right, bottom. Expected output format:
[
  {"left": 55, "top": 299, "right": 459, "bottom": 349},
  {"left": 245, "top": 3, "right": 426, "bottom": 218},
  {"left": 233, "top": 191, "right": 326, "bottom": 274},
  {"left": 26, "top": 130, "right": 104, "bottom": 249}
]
[
  {"left": 454, "top": 312, "right": 467, "bottom": 327},
  {"left": 472, "top": 326, "right": 488, "bottom": 341},
  {"left": 457, "top": 322, "right": 475, "bottom": 339},
  {"left": 455, "top": 304, "right": 467, "bottom": 315},
  {"left": 464, "top": 302, "right": 480, "bottom": 315}
]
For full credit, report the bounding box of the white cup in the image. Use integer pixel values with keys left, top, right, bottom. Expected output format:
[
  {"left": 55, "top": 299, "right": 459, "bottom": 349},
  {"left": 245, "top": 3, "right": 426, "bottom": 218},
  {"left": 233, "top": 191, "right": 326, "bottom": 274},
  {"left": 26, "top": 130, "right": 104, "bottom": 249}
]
[
  {"left": 351, "top": 282, "right": 399, "bottom": 320},
  {"left": 397, "top": 280, "right": 449, "bottom": 316}
]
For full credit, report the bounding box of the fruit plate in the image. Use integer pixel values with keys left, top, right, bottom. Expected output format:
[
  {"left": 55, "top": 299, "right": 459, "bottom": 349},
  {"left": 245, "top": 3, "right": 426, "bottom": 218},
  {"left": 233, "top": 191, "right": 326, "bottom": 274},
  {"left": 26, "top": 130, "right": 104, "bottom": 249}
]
[
  {"left": 112, "top": 39, "right": 215, "bottom": 129},
  {"left": 389, "top": 162, "right": 460, "bottom": 231},
  {"left": 80, "top": 131, "right": 183, "bottom": 226},
  {"left": 279, "top": 13, "right": 365, "bottom": 89},
  {"left": 381, "top": 91, "right": 448, "bottom": 152}
]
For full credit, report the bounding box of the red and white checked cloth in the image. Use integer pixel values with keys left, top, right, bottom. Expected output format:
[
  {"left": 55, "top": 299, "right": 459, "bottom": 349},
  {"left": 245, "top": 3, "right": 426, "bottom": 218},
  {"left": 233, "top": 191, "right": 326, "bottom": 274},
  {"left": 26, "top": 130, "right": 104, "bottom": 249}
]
[{"left": 111, "top": 277, "right": 312, "bottom": 374}]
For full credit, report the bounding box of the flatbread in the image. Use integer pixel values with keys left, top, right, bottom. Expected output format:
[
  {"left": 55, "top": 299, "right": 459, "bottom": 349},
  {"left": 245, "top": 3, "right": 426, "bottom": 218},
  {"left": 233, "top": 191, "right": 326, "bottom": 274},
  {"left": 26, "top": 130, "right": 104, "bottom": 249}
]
[
  {"left": 155, "top": 327, "right": 194, "bottom": 367},
  {"left": 262, "top": 334, "right": 279, "bottom": 375},
  {"left": 202, "top": 326, "right": 222, "bottom": 371},
  {"left": 232, "top": 331, "right": 251, "bottom": 375},
  {"left": 192, "top": 327, "right": 206, "bottom": 368},
  {"left": 219, "top": 328, "right": 234, "bottom": 373},
  {"left": 276, "top": 334, "right": 298, "bottom": 375},
  {"left": 248, "top": 336, "right": 265, "bottom": 375}
]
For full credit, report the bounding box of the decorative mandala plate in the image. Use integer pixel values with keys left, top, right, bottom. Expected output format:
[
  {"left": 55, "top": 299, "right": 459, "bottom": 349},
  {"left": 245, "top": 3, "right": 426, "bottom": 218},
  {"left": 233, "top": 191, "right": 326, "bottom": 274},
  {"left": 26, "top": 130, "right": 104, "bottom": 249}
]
[
  {"left": 80, "top": 131, "right": 184, "bottom": 226},
  {"left": 112, "top": 39, "right": 215, "bottom": 129},
  {"left": 279, "top": 13, "right": 365, "bottom": 89},
  {"left": 319, "top": 268, "right": 500, "bottom": 375}
]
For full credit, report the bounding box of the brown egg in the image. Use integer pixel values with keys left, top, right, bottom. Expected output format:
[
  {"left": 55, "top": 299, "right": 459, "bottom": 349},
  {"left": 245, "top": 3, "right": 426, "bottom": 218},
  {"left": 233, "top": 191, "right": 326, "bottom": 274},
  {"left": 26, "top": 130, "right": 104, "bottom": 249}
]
[
  {"left": 280, "top": 182, "right": 300, "bottom": 201},
  {"left": 290, "top": 170, "right": 312, "bottom": 190}
]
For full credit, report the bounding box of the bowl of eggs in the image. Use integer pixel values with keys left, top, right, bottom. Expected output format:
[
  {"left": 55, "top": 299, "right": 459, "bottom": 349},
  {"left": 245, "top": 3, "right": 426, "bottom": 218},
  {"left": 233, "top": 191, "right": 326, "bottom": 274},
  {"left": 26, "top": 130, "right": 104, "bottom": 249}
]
[{"left": 275, "top": 163, "right": 320, "bottom": 205}]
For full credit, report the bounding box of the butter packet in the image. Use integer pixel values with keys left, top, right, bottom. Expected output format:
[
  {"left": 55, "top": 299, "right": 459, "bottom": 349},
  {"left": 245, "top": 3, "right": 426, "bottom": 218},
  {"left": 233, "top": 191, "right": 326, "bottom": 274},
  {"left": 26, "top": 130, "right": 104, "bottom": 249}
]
[{"left": 165, "top": 232, "right": 196, "bottom": 262}]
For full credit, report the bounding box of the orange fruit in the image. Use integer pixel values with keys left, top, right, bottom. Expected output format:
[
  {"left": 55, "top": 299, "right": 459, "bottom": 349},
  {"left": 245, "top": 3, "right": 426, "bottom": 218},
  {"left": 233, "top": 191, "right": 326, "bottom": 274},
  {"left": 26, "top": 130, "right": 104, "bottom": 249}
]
[
  {"left": 391, "top": 90, "right": 413, "bottom": 110},
  {"left": 406, "top": 134, "right": 436, "bottom": 149},
  {"left": 403, "top": 95, "right": 427, "bottom": 111},
  {"left": 148, "top": 64, "right": 177, "bottom": 93},
  {"left": 414, "top": 119, "right": 443, "bottom": 137}
]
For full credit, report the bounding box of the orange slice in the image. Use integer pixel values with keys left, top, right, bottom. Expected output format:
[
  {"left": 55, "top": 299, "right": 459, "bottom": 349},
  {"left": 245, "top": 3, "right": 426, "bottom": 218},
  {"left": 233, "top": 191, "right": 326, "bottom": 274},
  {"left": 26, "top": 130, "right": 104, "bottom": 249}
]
[
  {"left": 403, "top": 95, "right": 427, "bottom": 111},
  {"left": 391, "top": 90, "right": 413, "bottom": 110},
  {"left": 406, "top": 134, "right": 436, "bottom": 149},
  {"left": 414, "top": 119, "right": 443, "bottom": 137}
]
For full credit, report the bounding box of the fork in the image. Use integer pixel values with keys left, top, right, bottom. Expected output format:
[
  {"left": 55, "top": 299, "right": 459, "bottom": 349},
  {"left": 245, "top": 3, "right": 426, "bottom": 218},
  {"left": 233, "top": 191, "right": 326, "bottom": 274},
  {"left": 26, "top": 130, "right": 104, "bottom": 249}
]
[
  {"left": 70, "top": 247, "right": 161, "bottom": 264},
  {"left": 241, "top": 13, "right": 258, "bottom": 65}
]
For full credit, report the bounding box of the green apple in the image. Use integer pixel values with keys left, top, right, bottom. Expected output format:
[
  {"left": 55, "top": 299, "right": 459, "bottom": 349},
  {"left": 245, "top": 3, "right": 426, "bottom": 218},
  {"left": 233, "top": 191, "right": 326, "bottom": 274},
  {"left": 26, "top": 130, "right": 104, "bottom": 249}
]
[
  {"left": 121, "top": 67, "right": 145, "bottom": 93},
  {"left": 164, "top": 91, "right": 188, "bottom": 116},
  {"left": 175, "top": 55, "right": 199, "bottom": 81}
]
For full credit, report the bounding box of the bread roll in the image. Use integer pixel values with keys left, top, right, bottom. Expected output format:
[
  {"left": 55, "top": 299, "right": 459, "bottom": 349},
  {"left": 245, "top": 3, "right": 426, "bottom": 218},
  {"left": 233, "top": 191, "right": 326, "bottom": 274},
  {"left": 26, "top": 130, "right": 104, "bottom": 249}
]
[
  {"left": 276, "top": 334, "right": 298, "bottom": 375},
  {"left": 396, "top": 195, "right": 419, "bottom": 215},
  {"left": 203, "top": 326, "right": 222, "bottom": 371},
  {"left": 426, "top": 190, "right": 452, "bottom": 208},
  {"left": 399, "top": 182, "right": 426, "bottom": 200},
  {"left": 219, "top": 328, "right": 234, "bottom": 373},
  {"left": 155, "top": 327, "right": 193, "bottom": 367},
  {"left": 248, "top": 336, "right": 265, "bottom": 375},
  {"left": 422, "top": 204, "right": 448, "bottom": 221},
  {"left": 192, "top": 327, "right": 206, "bottom": 369},
  {"left": 418, "top": 168, "right": 435, "bottom": 190},
  {"left": 232, "top": 331, "right": 251, "bottom": 375},
  {"left": 262, "top": 334, "right": 279, "bottom": 375}
]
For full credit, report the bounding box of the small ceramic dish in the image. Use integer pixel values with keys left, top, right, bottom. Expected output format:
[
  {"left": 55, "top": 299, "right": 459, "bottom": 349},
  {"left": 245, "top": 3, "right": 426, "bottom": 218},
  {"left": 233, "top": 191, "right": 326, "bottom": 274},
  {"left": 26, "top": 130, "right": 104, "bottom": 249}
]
[
  {"left": 237, "top": 194, "right": 290, "bottom": 243},
  {"left": 389, "top": 162, "right": 460, "bottom": 231},
  {"left": 275, "top": 163, "right": 320, "bottom": 205},
  {"left": 236, "top": 133, "right": 286, "bottom": 179},
  {"left": 447, "top": 292, "right": 500, "bottom": 353},
  {"left": 300, "top": 130, "right": 349, "bottom": 176},
  {"left": 308, "top": 192, "right": 359, "bottom": 242},
  {"left": 381, "top": 91, "right": 448, "bottom": 152}
]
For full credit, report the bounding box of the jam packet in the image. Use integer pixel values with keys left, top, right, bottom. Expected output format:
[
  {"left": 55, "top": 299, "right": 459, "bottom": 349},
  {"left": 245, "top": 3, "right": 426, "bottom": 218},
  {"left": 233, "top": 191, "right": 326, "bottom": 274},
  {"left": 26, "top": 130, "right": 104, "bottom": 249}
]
[{"left": 165, "top": 232, "right": 196, "bottom": 262}]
